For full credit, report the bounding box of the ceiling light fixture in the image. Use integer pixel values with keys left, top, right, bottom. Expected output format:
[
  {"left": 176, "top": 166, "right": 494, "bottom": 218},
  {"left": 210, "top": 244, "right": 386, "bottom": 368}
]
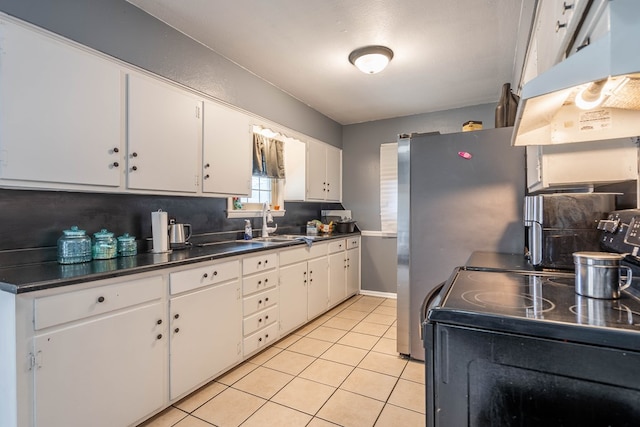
[{"left": 349, "top": 45, "right": 394, "bottom": 74}]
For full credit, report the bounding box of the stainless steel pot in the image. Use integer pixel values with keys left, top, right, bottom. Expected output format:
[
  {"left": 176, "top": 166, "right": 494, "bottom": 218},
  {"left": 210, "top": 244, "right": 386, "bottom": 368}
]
[{"left": 573, "top": 251, "right": 632, "bottom": 299}]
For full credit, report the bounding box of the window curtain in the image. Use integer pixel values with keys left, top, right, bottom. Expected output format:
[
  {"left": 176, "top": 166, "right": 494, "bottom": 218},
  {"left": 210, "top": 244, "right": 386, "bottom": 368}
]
[
  {"left": 380, "top": 142, "right": 398, "bottom": 235},
  {"left": 253, "top": 133, "right": 285, "bottom": 179}
]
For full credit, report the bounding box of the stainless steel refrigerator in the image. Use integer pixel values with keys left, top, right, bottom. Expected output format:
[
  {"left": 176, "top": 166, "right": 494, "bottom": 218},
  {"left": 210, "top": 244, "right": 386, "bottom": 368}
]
[{"left": 397, "top": 127, "right": 526, "bottom": 360}]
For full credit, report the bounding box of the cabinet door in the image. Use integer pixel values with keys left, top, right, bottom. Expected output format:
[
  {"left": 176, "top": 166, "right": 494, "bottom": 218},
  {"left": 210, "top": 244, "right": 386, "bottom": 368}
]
[
  {"left": 279, "top": 262, "right": 308, "bottom": 335},
  {"left": 328, "top": 252, "right": 346, "bottom": 307},
  {"left": 202, "top": 101, "right": 252, "bottom": 195},
  {"left": 0, "top": 20, "right": 122, "bottom": 187},
  {"left": 169, "top": 280, "right": 242, "bottom": 400},
  {"left": 325, "top": 146, "right": 342, "bottom": 201},
  {"left": 127, "top": 74, "right": 201, "bottom": 193},
  {"left": 307, "top": 257, "right": 329, "bottom": 320},
  {"left": 306, "top": 141, "right": 327, "bottom": 200},
  {"left": 346, "top": 248, "right": 360, "bottom": 297},
  {"left": 33, "top": 302, "right": 165, "bottom": 427}
]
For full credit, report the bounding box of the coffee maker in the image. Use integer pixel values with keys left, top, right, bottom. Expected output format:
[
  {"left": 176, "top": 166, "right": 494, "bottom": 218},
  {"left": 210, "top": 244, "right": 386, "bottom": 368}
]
[{"left": 524, "top": 193, "right": 616, "bottom": 269}]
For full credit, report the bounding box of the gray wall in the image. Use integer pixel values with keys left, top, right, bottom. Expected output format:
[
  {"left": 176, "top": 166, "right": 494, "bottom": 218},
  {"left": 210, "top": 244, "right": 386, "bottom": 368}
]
[
  {"left": 342, "top": 103, "right": 497, "bottom": 294},
  {"left": 0, "top": 0, "right": 342, "bottom": 148}
]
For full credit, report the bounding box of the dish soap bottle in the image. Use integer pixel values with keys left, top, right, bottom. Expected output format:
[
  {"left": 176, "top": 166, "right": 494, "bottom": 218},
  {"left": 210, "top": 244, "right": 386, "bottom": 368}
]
[{"left": 244, "top": 220, "right": 253, "bottom": 240}]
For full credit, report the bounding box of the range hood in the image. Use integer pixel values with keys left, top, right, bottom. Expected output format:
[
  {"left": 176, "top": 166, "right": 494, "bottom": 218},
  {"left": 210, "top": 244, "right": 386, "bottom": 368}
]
[{"left": 512, "top": 0, "right": 640, "bottom": 146}]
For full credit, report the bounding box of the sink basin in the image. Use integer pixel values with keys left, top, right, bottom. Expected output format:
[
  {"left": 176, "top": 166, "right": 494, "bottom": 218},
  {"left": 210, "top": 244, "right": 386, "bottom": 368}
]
[{"left": 252, "top": 235, "right": 305, "bottom": 243}]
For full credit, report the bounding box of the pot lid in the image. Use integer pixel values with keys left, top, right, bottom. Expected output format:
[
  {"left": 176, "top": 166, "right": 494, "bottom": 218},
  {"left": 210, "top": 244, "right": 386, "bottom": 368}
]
[{"left": 573, "top": 251, "right": 624, "bottom": 265}]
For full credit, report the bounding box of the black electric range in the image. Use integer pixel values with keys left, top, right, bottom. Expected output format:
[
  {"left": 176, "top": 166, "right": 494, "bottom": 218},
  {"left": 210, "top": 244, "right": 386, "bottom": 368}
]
[
  {"left": 429, "top": 268, "right": 640, "bottom": 352},
  {"left": 423, "top": 262, "right": 640, "bottom": 427}
]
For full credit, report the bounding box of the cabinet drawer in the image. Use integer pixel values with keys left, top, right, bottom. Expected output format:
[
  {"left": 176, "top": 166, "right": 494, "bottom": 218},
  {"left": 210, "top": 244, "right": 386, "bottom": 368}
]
[
  {"left": 243, "top": 305, "right": 278, "bottom": 336},
  {"left": 347, "top": 237, "right": 360, "bottom": 250},
  {"left": 279, "top": 242, "right": 328, "bottom": 266},
  {"left": 34, "top": 275, "right": 163, "bottom": 330},
  {"left": 170, "top": 259, "right": 239, "bottom": 295},
  {"left": 243, "top": 322, "right": 279, "bottom": 356},
  {"left": 328, "top": 239, "right": 346, "bottom": 254},
  {"left": 243, "top": 270, "right": 278, "bottom": 296},
  {"left": 243, "top": 287, "right": 278, "bottom": 317},
  {"left": 242, "top": 252, "right": 277, "bottom": 276}
]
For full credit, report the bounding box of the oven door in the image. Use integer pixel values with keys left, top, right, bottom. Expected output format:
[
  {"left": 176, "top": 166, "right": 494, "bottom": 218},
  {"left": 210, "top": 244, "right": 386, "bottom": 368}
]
[
  {"left": 421, "top": 282, "right": 445, "bottom": 427},
  {"left": 433, "top": 324, "right": 640, "bottom": 426}
]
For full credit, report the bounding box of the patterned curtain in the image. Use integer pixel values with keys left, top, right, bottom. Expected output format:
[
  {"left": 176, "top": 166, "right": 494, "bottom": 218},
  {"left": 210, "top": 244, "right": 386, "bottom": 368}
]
[{"left": 253, "top": 133, "right": 285, "bottom": 179}]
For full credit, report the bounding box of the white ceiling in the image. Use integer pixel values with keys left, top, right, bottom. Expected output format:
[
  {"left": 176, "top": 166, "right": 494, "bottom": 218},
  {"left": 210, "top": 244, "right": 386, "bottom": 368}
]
[{"left": 127, "top": 0, "right": 530, "bottom": 125}]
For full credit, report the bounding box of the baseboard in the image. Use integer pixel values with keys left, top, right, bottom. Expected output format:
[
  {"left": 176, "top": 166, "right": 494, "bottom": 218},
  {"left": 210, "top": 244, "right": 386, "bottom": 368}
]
[{"left": 358, "top": 289, "right": 397, "bottom": 299}]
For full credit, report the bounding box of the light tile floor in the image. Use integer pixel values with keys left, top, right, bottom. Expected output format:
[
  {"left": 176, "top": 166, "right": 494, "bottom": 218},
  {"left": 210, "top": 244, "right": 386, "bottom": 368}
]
[{"left": 139, "top": 295, "right": 425, "bottom": 427}]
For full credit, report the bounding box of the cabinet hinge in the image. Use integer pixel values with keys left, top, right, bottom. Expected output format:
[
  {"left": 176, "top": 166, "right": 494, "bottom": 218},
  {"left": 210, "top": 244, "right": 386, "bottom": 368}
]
[
  {"left": 195, "top": 105, "right": 201, "bottom": 119},
  {"left": 29, "top": 351, "right": 42, "bottom": 370}
]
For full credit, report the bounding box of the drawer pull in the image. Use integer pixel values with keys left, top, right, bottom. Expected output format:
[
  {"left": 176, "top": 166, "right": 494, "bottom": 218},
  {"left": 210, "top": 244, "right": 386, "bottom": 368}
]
[
  {"left": 157, "top": 319, "right": 163, "bottom": 325},
  {"left": 265, "top": 279, "right": 269, "bottom": 283},
  {"left": 258, "top": 280, "right": 262, "bottom": 285},
  {"left": 258, "top": 300, "right": 263, "bottom": 304},
  {"left": 203, "top": 273, "right": 208, "bottom": 278},
  {"left": 265, "top": 334, "right": 269, "bottom": 339},
  {"left": 265, "top": 297, "right": 269, "bottom": 302},
  {"left": 157, "top": 334, "right": 163, "bottom": 340},
  {"left": 258, "top": 318, "right": 262, "bottom": 323},
  {"left": 213, "top": 271, "right": 218, "bottom": 276},
  {"left": 264, "top": 259, "right": 268, "bottom": 264},
  {"left": 258, "top": 337, "right": 262, "bottom": 342},
  {"left": 265, "top": 315, "right": 269, "bottom": 320},
  {"left": 97, "top": 296, "right": 105, "bottom": 303},
  {"left": 174, "top": 328, "right": 180, "bottom": 333},
  {"left": 174, "top": 313, "right": 180, "bottom": 319}
]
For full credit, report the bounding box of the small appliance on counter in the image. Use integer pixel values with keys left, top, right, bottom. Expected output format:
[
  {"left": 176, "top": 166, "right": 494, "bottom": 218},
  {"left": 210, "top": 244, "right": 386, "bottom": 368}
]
[
  {"left": 168, "top": 219, "right": 192, "bottom": 249},
  {"left": 523, "top": 193, "right": 616, "bottom": 269},
  {"left": 321, "top": 210, "right": 357, "bottom": 234}
]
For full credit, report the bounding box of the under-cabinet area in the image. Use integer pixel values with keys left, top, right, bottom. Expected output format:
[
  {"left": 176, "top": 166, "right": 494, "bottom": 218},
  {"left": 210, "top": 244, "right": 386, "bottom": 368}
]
[{"left": 0, "top": 237, "right": 360, "bottom": 427}]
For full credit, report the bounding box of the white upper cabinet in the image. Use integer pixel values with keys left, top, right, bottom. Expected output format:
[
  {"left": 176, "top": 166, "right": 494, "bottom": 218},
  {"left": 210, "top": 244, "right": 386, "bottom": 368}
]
[
  {"left": 202, "top": 101, "right": 252, "bottom": 196},
  {"left": 521, "top": 0, "right": 589, "bottom": 85},
  {"left": 0, "top": 19, "right": 122, "bottom": 188},
  {"left": 127, "top": 74, "right": 201, "bottom": 193},
  {"left": 306, "top": 140, "right": 342, "bottom": 201}
]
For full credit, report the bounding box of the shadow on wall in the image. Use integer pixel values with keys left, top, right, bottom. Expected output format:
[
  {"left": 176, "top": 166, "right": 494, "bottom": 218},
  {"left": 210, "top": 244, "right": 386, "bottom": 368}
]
[{"left": 0, "top": 189, "right": 344, "bottom": 251}]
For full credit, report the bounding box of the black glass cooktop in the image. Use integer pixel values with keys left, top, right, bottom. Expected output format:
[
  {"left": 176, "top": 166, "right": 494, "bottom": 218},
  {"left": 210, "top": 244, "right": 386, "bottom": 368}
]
[{"left": 428, "top": 268, "right": 640, "bottom": 351}]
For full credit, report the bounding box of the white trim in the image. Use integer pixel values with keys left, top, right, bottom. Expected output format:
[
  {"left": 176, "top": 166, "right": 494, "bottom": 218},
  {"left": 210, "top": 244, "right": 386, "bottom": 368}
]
[
  {"left": 360, "top": 230, "right": 397, "bottom": 238},
  {"left": 358, "top": 290, "right": 397, "bottom": 299}
]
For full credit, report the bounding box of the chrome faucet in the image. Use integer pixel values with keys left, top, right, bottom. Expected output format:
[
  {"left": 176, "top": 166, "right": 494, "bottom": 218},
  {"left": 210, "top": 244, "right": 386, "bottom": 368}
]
[{"left": 261, "top": 202, "right": 278, "bottom": 237}]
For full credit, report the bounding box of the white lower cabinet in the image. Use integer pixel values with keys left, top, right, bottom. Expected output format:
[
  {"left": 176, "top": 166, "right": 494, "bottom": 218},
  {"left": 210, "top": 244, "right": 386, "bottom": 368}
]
[
  {"left": 306, "top": 257, "right": 329, "bottom": 320},
  {"left": 169, "top": 261, "right": 242, "bottom": 400},
  {"left": 242, "top": 252, "right": 279, "bottom": 357},
  {"left": 1, "top": 239, "right": 361, "bottom": 427},
  {"left": 34, "top": 302, "right": 165, "bottom": 427},
  {"left": 346, "top": 237, "right": 361, "bottom": 297},
  {"left": 29, "top": 275, "right": 166, "bottom": 427},
  {"left": 279, "top": 243, "right": 329, "bottom": 335},
  {"left": 279, "top": 261, "right": 309, "bottom": 336}
]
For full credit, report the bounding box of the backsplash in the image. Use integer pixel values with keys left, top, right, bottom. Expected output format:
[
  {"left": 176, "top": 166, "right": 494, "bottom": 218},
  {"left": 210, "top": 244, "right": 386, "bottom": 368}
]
[{"left": 0, "top": 188, "right": 343, "bottom": 252}]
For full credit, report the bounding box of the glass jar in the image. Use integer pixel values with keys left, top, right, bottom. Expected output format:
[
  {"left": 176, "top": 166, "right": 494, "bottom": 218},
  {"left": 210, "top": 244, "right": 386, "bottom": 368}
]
[
  {"left": 117, "top": 233, "right": 137, "bottom": 257},
  {"left": 92, "top": 228, "right": 117, "bottom": 260},
  {"left": 57, "top": 226, "right": 92, "bottom": 264}
]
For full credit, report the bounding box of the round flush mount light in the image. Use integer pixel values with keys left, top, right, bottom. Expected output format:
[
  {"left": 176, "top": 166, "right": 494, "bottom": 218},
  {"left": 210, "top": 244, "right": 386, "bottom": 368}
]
[{"left": 349, "top": 45, "right": 394, "bottom": 74}]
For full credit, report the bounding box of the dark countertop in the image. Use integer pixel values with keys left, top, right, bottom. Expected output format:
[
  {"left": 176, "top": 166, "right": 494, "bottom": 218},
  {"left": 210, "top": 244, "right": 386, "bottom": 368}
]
[
  {"left": 465, "top": 251, "right": 534, "bottom": 272},
  {"left": 0, "top": 233, "right": 359, "bottom": 294}
]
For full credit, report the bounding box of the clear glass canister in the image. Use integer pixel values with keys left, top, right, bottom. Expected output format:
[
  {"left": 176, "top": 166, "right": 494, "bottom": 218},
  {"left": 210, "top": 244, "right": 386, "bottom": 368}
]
[
  {"left": 117, "top": 233, "right": 137, "bottom": 257},
  {"left": 57, "top": 226, "right": 92, "bottom": 264},
  {"left": 92, "top": 228, "right": 118, "bottom": 260}
]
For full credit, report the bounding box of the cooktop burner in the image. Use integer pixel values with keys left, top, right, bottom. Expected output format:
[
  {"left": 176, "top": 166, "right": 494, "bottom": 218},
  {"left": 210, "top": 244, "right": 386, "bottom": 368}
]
[{"left": 461, "top": 290, "right": 555, "bottom": 313}]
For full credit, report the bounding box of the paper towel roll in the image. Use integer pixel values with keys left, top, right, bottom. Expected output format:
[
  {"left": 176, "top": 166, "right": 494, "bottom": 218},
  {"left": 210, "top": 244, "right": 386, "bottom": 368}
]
[{"left": 151, "top": 210, "right": 169, "bottom": 253}]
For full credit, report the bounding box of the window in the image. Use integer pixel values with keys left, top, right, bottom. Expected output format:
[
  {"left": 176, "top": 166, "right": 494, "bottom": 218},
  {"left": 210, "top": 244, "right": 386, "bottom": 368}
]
[
  {"left": 380, "top": 142, "right": 398, "bottom": 235},
  {"left": 241, "top": 176, "right": 273, "bottom": 205}
]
